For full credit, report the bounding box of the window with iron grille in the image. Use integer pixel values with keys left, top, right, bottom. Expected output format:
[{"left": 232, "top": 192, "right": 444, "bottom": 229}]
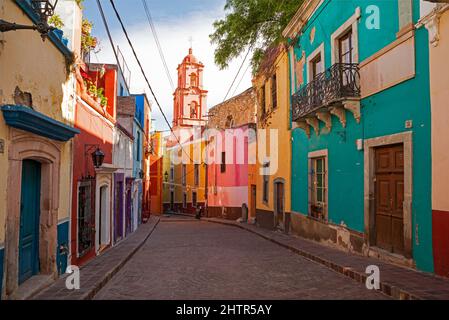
[
  {"left": 194, "top": 164, "right": 199, "bottom": 186},
  {"left": 310, "top": 157, "right": 327, "bottom": 221},
  {"left": 262, "top": 162, "right": 270, "bottom": 203},
  {"left": 78, "top": 180, "right": 94, "bottom": 257},
  {"left": 192, "top": 191, "right": 198, "bottom": 208},
  {"left": 182, "top": 164, "right": 187, "bottom": 186},
  {"left": 260, "top": 85, "right": 266, "bottom": 116},
  {"left": 271, "top": 74, "right": 277, "bottom": 109},
  {"left": 221, "top": 152, "right": 226, "bottom": 173}
]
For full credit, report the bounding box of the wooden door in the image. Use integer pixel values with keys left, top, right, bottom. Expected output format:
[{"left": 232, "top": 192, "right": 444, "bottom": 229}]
[
  {"left": 275, "top": 182, "right": 285, "bottom": 227},
  {"left": 251, "top": 185, "right": 256, "bottom": 219},
  {"left": 19, "top": 160, "right": 41, "bottom": 284},
  {"left": 375, "top": 144, "right": 404, "bottom": 254}
]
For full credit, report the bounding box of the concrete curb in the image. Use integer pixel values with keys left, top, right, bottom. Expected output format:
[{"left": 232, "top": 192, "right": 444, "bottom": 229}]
[
  {"left": 83, "top": 217, "right": 160, "bottom": 300},
  {"left": 33, "top": 217, "right": 160, "bottom": 300},
  {"left": 203, "top": 217, "right": 422, "bottom": 300}
]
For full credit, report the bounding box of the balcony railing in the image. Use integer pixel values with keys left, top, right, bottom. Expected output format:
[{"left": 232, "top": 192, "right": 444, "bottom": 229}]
[{"left": 292, "top": 63, "right": 361, "bottom": 121}]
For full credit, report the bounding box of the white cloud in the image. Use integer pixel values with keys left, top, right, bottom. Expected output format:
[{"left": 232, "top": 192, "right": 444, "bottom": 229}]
[{"left": 92, "top": 4, "right": 253, "bottom": 131}]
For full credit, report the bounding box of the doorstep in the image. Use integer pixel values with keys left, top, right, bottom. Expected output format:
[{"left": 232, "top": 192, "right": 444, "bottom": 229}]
[
  {"left": 13, "top": 274, "right": 55, "bottom": 300},
  {"left": 204, "top": 217, "right": 449, "bottom": 300},
  {"left": 32, "top": 216, "right": 160, "bottom": 300}
]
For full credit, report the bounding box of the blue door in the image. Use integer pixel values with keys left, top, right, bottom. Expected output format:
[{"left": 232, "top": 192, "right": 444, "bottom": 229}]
[{"left": 19, "top": 160, "right": 41, "bottom": 284}]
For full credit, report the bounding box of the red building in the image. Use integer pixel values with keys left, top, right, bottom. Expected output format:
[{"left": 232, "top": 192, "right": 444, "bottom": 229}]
[{"left": 71, "top": 62, "right": 117, "bottom": 266}]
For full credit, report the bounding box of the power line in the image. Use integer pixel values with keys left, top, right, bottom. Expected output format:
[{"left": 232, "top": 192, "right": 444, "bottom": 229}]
[
  {"left": 231, "top": 62, "right": 251, "bottom": 98},
  {"left": 222, "top": 46, "right": 251, "bottom": 102},
  {"left": 107, "top": 0, "right": 195, "bottom": 164},
  {"left": 96, "top": 0, "right": 130, "bottom": 94},
  {"left": 141, "top": 0, "right": 175, "bottom": 92}
]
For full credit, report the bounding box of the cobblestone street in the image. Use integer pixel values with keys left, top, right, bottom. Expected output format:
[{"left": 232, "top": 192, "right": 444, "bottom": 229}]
[{"left": 94, "top": 220, "right": 388, "bottom": 300}]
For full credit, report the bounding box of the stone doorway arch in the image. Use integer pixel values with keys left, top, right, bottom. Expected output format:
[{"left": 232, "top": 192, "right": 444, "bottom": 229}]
[{"left": 2, "top": 129, "right": 61, "bottom": 299}]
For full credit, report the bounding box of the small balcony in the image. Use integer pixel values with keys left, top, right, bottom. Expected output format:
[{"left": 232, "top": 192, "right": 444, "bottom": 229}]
[{"left": 292, "top": 63, "right": 361, "bottom": 137}]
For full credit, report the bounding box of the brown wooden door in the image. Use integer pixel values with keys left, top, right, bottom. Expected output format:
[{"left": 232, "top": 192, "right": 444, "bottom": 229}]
[
  {"left": 375, "top": 144, "right": 404, "bottom": 255},
  {"left": 251, "top": 185, "right": 256, "bottom": 219},
  {"left": 276, "top": 182, "right": 285, "bottom": 227}
]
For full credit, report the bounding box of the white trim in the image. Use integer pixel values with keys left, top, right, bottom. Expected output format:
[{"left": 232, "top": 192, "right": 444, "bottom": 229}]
[
  {"left": 308, "top": 149, "right": 328, "bottom": 159},
  {"left": 308, "top": 149, "right": 329, "bottom": 220},
  {"left": 330, "top": 7, "right": 361, "bottom": 65},
  {"left": 58, "top": 218, "right": 70, "bottom": 225},
  {"left": 306, "top": 43, "right": 325, "bottom": 84}
]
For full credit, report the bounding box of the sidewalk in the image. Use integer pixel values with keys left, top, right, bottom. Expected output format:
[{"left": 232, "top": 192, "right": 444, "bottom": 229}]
[
  {"left": 203, "top": 217, "right": 449, "bottom": 300},
  {"left": 32, "top": 216, "right": 160, "bottom": 300}
]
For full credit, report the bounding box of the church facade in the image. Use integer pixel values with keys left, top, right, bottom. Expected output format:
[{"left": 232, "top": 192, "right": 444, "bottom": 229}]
[{"left": 162, "top": 49, "right": 208, "bottom": 215}]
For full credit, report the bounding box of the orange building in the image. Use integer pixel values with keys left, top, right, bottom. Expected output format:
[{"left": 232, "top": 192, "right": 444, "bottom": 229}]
[{"left": 150, "top": 131, "right": 164, "bottom": 215}]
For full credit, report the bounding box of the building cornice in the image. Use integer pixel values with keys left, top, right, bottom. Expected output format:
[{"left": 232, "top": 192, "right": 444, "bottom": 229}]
[
  {"left": 416, "top": 3, "right": 449, "bottom": 47},
  {"left": 282, "top": 0, "right": 323, "bottom": 39}
]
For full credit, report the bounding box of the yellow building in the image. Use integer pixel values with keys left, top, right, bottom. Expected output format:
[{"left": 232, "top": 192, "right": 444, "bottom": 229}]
[
  {"left": 0, "top": 1, "right": 80, "bottom": 299},
  {"left": 253, "top": 45, "right": 292, "bottom": 231},
  {"left": 163, "top": 132, "right": 207, "bottom": 214}
]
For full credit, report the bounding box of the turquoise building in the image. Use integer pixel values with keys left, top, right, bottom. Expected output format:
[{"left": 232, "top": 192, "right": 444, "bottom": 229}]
[{"left": 284, "top": 0, "right": 433, "bottom": 273}]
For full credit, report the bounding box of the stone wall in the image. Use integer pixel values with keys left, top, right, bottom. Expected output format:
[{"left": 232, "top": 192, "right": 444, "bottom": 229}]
[{"left": 207, "top": 88, "right": 256, "bottom": 129}]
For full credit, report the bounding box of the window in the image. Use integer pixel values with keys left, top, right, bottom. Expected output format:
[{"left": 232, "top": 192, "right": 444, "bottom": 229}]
[
  {"left": 194, "top": 164, "right": 199, "bottom": 186},
  {"left": 170, "top": 191, "right": 174, "bottom": 209},
  {"left": 78, "top": 180, "right": 94, "bottom": 256},
  {"left": 183, "top": 192, "right": 187, "bottom": 208},
  {"left": 119, "top": 84, "right": 124, "bottom": 97},
  {"left": 170, "top": 166, "right": 175, "bottom": 182},
  {"left": 137, "top": 131, "right": 141, "bottom": 161},
  {"left": 310, "top": 157, "right": 327, "bottom": 221},
  {"left": 190, "top": 102, "right": 199, "bottom": 119},
  {"left": 192, "top": 191, "right": 198, "bottom": 208},
  {"left": 271, "top": 74, "right": 277, "bottom": 109},
  {"left": 262, "top": 162, "right": 270, "bottom": 203},
  {"left": 225, "top": 115, "right": 234, "bottom": 129},
  {"left": 190, "top": 73, "right": 197, "bottom": 87},
  {"left": 338, "top": 29, "right": 353, "bottom": 64},
  {"left": 260, "top": 85, "right": 266, "bottom": 116},
  {"left": 311, "top": 53, "right": 323, "bottom": 80},
  {"left": 221, "top": 152, "right": 226, "bottom": 173},
  {"left": 182, "top": 164, "right": 187, "bottom": 186}
]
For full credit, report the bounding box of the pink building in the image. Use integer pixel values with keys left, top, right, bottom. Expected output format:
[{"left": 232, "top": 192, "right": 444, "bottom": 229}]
[{"left": 206, "top": 88, "right": 256, "bottom": 221}]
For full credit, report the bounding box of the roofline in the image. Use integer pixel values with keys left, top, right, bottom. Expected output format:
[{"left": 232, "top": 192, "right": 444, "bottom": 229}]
[{"left": 282, "top": 0, "right": 323, "bottom": 39}]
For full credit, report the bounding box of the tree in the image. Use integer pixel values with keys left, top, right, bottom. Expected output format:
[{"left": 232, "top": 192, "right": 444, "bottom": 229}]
[{"left": 210, "top": 0, "right": 303, "bottom": 74}]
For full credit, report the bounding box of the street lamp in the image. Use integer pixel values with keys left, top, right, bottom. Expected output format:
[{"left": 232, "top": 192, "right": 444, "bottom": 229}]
[
  {"left": 164, "top": 171, "right": 169, "bottom": 183},
  {"left": 91, "top": 147, "right": 105, "bottom": 169},
  {"left": 0, "top": 0, "right": 58, "bottom": 39}
]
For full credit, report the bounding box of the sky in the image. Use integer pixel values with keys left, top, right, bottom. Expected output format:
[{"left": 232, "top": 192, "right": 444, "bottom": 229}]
[{"left": 83, "top": 0, "right": 253, "bottom": 132}]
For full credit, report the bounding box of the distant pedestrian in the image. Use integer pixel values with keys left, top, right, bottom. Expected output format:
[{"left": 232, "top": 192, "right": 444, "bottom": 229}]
[{"left": 195, "top": 205, "right": 202, "bottom": 220}]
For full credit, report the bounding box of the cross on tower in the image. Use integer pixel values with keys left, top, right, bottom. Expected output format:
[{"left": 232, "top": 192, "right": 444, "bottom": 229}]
[{"left": 188, "top": 36, "right": 194, "bottom": 49}]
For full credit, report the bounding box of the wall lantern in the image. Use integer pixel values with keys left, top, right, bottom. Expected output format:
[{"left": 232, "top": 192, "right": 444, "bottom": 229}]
[
  {"left": 164, "top": 171, "right": 169, "bottom": 182},
  {"left": 91, "top": 147, "right": 105, "bottom": 169},
  {"left": 0, "top": 0, "right": 58, "bottom": 39}
]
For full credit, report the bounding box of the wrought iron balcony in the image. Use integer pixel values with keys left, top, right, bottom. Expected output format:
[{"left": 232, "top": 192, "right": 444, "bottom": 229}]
[{"left": 292, "top": 63, "right": 361, "bottom": 121}]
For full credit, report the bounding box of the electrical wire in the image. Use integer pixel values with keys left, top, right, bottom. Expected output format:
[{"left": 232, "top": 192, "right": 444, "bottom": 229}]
[
  {"left": 107, "top": 0, "right": 195, "bottom": 164},
  {"left": 222, "top": 46, "right": 252, "bottom": 102},
  {"left": 141, "top": 0, "right": 175, "bottom": 92}
]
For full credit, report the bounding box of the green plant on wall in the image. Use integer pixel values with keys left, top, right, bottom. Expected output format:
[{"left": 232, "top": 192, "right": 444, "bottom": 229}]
[
  {"left": 81, "top": 19, "right": 98, "bottom": 54},
  {"left": 48, "top": 14, "right": 64, "bottom": 29},
  {"left": 76, "top": 0, "right": 85, "bottom": 9}
]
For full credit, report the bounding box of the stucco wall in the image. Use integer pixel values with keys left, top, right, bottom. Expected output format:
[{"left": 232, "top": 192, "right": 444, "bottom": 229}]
[
  {"left": 255, "top": 49, "right": 292, "bottom": 215},
  {"left": 430, "top": 10, "right": 449, "bottom": 212},
  {"left": 0, "top": 0, "right": 74, "bottom": 246},
  {"left": 289, "top": 0, "right": 433, "bottom": 272}
]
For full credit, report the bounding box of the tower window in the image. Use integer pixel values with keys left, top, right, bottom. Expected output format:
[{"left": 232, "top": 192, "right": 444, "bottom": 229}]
[
  {"left": 190, "top": 73, "right": 197, "bottom": 87},
  {"left": 190, "top": 102, "right": 199, "bottom": 119}
]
